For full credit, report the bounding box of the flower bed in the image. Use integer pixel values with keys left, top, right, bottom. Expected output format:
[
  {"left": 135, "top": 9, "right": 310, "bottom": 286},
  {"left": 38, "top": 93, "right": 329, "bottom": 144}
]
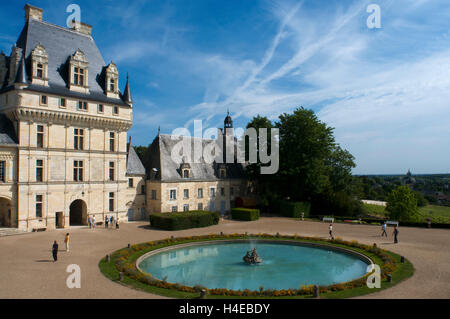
[{"left": 99, "top": 233, "right": 413, "bottom": 298}]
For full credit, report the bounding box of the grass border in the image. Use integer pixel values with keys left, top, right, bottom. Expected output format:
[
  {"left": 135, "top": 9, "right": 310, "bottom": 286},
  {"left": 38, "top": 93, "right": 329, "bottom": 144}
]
[{"left": 98, "top": 233, "right": 414, "bottom": 299}]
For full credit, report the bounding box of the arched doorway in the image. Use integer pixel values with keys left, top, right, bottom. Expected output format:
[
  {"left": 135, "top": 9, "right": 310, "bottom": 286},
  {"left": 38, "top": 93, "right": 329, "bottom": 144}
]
[
  {"left": 69, "top": 199, "right": 87, "bottom": 226},
  {"left": 0, "top": 197, "right": 13, "bottom": 227}
]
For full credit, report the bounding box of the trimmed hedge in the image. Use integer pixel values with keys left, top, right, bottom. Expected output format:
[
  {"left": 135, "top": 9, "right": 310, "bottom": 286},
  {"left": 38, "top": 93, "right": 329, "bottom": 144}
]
[
  {"left": 231, "top": 208, "right": 260, "bottom": 221},
  {"left": 149, "top": 211, "right": 219, "bottom": 230},
  {"left": 280, "top": 201, "right": 311, "bottom": 218}
]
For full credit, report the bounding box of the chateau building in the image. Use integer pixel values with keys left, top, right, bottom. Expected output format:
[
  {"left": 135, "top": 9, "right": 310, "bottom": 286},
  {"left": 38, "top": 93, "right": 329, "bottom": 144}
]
[
  {"left": 144, "top": 114, "right": 248, "bottom": 215},
  {"left": 0, "top": 5, "right": 145, "bottom": 230},
  {"left": 0, "top": 4, "right": 251, "bottom": 231}
]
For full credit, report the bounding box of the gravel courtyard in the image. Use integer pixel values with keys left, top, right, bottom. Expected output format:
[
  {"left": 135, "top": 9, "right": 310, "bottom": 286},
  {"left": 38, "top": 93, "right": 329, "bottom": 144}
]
[{"left": 0, "top": 217, "right": 449, "bottom": 299}]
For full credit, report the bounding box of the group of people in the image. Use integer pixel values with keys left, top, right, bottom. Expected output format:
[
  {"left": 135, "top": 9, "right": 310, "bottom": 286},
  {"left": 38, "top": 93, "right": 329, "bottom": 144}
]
[
  {"left": 88, "top": 215, "right": 119, "bottom": 230},
  {"left": 328, "top": 222, "right": 400, "bottom": 243},
  {"left": 51, "top": 233, "right": 70, "bottom": 262},
  {"left": 104, "top": 215, "right": 119, "bottom": 229}
]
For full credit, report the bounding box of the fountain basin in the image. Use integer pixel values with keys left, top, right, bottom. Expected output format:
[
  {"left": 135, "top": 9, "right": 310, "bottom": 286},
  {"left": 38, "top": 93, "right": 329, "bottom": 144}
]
[{"left": 137, "top": 240, "right": 372, "bottom": 291}]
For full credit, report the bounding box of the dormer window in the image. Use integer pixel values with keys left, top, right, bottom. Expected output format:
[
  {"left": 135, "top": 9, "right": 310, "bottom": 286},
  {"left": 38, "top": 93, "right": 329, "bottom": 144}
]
[
  {"left": 73, "top": 67, "right": 85, "bottom": 86},
  {"left": 105, "top": 62, "right": 119, "bottom": 98},
  {"left": 31, "top": 44, "right": 48, "bottom": 86},
  {"left": 180, "top": 162, "right": 191, "bottom": 179},
  {"left": 218, "top": 164, "right": 226, "bottom": 178},
  {"left": 69, "top": 49, "right": 89, "bottom": 93}
]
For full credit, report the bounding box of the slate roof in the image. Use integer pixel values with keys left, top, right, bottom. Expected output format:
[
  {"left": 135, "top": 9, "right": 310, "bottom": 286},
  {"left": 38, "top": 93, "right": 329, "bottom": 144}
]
[
  {"left": 8, "top": 18, "right": 129, "bottom": 106},
  {"left": 143, "top": 134, "right": 245, "bottom": 182},
  {"left": 126, "top": 143, "right": 146, "bottom": 176},
  {"left": 0, "top": 113, "right": 18, "bottom": 145}
]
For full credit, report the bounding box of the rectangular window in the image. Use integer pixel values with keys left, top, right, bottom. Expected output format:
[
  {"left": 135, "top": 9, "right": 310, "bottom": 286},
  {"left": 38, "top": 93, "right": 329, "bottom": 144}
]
[
  {"left": 0, "top": 161, "right": 5, "bottom": 182},
  {"left": 184, "top": 189, "right": 189, "bottom": 199},
  {"left": 109, "top": 192, "right": 114, "bottom": 212},
  {"left": 109, "top": 162, "right": 115, "bottom": 181},
  {"left": 36, "top": 159, "right": 43, "bottom": 182},
  {"left": 36, "top": 63, "right": 44, "bottom": 79},
  {"left": 113, "top": 106, "right": 119, "bottom": 115},
  {"left": 183, "top": 204, "right": 189, "bottom": 212},
  {"left": 221, "top": 187, "right": 225, "bottom": 196},
  {"left": 74, "top": 128, "right": 84, "bottom": 150},
  {"left": 37, "top": 125, "right": 44, "bottom": 148},
  {"left": 98, "top": 104, "right": 104, "bottom": 113},
  {"left": 210, "top": 188, "right": 215, "bottom": 198},
  {"left": 110, "top": 78, "right": 115, "bottom": 92},
  {"left": 198, "top": 188, "right": 203, "bottom": 198},
  {"left": 59, "top": 98, "right": 66, "bottom": 108},
  {"left": 40, "top": 95, "right": 47, "bottom": 105},
  {"left": 169, "top": 189, "right": 176, "bottom": 200},
  {"left": 77, "top": 101, "right": 88, "bottom": 111},
  {"left": 73, "top": 160, "right": 83, "bottom": 182},
  {"left": 198, "top": 203, "right": 203, "bottom": 211},
  {"left": 73, "top": 67, "right": 85, "bottom": 86},
  {"left": 151, "top": 190, "right": 157, "bottom": 200},
  {"left": 171, "top": 206, "right": 178, "bottom": 212},
  {"left": 109, "top": 132, "right": 115, "bottom": 152},
  {"left": 36, "top": 195, "right": 43, "bottom": 218},
  {"left": 128, "top": 178, "right": 133, "bottom": 188}
]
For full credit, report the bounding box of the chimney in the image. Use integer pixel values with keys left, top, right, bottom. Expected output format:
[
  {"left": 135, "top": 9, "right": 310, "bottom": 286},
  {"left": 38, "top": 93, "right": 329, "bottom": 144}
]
[
  {"left": 71, "top": 21, "right": 93, "bottom": 36},
  {"left": 24, "top": 4, "right": 43, "bottom": 22}
]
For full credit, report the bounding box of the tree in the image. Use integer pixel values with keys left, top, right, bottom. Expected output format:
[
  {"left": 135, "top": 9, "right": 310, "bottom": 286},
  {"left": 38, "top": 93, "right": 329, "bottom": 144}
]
[
  {"left": 244, "top": 107, "right": 358, "bottom": 215},
  {"left": 133, "top": 145, "right": 148, "bottom": 162},
  {"left": 414, "top": 191, "right": 428, "bottom": 207},
  {"left": 386, "top": 186, "right": 419, "bottom": 221},
  {"left": 243, "top": 115, "right": 276, "bottom": 208}
]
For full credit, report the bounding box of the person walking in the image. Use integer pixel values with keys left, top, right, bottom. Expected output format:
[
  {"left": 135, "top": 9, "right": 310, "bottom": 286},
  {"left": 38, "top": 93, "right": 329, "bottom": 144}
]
[
  {"left": 329, "top": 224, "right": 334, "bottom": 240},
  {"left": 110, "top": 215, "right": 114, "bottom": 227},
  {"left": 52, "top": 240, "right": 59, "bottom": 262},
  {"left": 105, "top": 215, "right": 109, "bottom": 229},
  {"left": 381, "top": 222, "right": 387, "bottom": 237},
  {"left": 88, "top": 217, "right": 92, "bottom": 229},
  {"left": 393, "top": 225, "right": 399, "bottom": 244},
  {"left": 92, "top": 216, "right": 95, "bottom": 229},
  {"left": 115, "top": 219, "right": 119, "bottom": 230},
  {"left": 64, "top": 233, "right": 70, "bottom": 252}
]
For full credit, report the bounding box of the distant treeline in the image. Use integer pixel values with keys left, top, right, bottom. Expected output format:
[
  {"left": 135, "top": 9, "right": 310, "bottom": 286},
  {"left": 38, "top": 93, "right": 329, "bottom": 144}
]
[{"left": 355, "top": 174, "right": 450, "bottom": 205}]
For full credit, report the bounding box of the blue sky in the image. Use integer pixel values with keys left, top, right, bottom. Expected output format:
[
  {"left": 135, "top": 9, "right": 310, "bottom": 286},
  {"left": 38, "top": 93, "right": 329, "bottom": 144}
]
[{"left": 1, "top": 0, "right": 449, "bottom": 175}]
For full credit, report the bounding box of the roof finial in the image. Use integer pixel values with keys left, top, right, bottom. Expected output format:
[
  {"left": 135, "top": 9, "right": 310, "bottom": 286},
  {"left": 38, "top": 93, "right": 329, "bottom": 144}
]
[{"left": 158, "top": 126, "right": 161, "bottom": 135}]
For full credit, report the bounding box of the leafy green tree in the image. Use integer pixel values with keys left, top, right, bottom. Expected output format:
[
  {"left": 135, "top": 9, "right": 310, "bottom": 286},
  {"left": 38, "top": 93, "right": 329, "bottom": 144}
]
[
  {"left": 414, "top": 191, "right": 428, "bottom": 207},
  {"left": 243, "top": 115, "right": 276, "bottom": 209},
  {"left": 133, "top": 145, "right": 148, "bottom": 162},
  {"left": 244, "top": 107, "right": 357, "bottom": 215},
  {"left": 386, "top": 186, "right": 419, "bottom": 221}
]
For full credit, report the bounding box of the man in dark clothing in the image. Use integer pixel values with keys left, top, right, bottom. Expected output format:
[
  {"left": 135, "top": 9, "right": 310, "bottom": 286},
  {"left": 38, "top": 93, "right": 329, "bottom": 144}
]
[
  {"left": 393, "top": 226, "right": 399, "bottom": 244},
  {"left": 52, "top": 240, "right": 59, "bottom": 262}
]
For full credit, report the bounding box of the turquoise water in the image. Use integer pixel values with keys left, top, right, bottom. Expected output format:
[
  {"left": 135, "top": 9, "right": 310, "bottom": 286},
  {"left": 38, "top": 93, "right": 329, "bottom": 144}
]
[{"left": 138, "top": 242, "right": 369, "bottom": 290}]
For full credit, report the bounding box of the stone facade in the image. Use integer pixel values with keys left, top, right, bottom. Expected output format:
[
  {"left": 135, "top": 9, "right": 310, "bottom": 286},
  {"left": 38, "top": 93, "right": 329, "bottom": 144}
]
[{"left": 0, "top": 4, "right": 145, "bottom": 230}]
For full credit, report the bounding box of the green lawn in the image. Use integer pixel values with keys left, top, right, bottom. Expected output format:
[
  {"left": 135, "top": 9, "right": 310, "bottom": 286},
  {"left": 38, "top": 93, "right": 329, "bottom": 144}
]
[{"left": 363, "top": 203, "right": 450, "bottom": 223}]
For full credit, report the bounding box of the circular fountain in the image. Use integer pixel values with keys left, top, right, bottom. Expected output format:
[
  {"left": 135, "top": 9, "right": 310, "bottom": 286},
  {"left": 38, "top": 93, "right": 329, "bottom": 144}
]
[{"left": 137, "top": 240, "right": 371, "bottom": 291}]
